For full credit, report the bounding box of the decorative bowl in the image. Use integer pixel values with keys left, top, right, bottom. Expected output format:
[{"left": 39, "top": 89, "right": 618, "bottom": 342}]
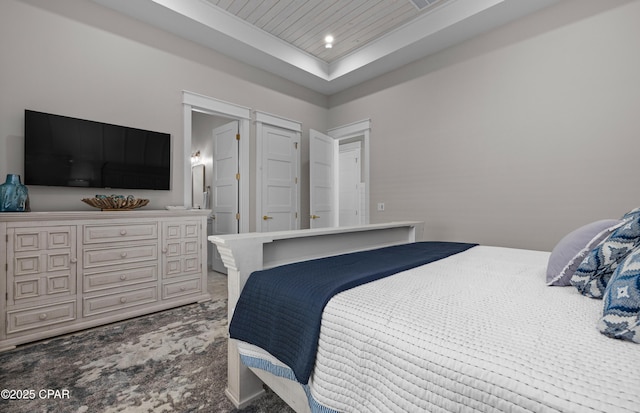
[{"left": 82, "top": 195, "right": 149, "bottom": 211}]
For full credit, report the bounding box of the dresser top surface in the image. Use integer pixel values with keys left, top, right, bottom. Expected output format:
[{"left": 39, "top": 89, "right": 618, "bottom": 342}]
[{"left": 0, "top": 209, "right": 211, "bottom": 222}]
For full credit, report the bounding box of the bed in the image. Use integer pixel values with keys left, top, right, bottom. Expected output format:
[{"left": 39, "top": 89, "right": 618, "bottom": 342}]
[{"left": 210, "top": 220, "right": 640, "bottom": 413}]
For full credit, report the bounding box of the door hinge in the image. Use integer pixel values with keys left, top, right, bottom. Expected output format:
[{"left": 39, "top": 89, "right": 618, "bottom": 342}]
[
  {"left": 235, "top": 213, "right": 240, "bottom": 220},
  {"left": 295, "top": 212, "right": 298, "bottom": 219},
  {"left": 295, "top": 177, "right": 298, "bottom": 184},
  {"left": 236, "top": 134, "right": 240, "bottom": 141},
  {"left": 235, "top": 173, "right": 240, "bottom": 180},
  {"left": 294, "top": 142, "right": 298, "bottom": 149}
]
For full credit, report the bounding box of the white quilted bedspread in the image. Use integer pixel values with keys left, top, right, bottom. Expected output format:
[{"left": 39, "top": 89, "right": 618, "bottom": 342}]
[{"left": 244, "top": 246, "right": 640, "bottom": 412}]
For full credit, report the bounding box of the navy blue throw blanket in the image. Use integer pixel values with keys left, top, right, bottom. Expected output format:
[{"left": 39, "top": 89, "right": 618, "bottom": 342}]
[{"left": 229, "top": 241, "right": 477, "bottom": 384}]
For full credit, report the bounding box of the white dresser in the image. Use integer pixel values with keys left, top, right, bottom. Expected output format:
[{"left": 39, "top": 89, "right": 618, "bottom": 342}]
[{"left": 0, "top": 209, "right": 211, "bottom": 351}]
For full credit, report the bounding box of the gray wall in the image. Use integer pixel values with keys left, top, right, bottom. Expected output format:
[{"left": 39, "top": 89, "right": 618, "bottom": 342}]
[
  {"left": 0, "top": 0, "right": 328, "bottom": 214},
  {"left": 328, "top": 0, "right": 640, "bottom": 251},
  {"left": 2, "top": 0, "right": 639, "bottom": 251}
]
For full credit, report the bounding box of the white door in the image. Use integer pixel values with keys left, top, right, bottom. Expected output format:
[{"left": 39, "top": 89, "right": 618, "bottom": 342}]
[
  {"left": 309, "top": 129, "right": 337, "bottom": 228},
  {"left": 211, "top": 120, "right": 239, "bottom": 273},
  {"left": 260, "top": 124, "right": 299, "bottom": 232},
  {"left": 339, "top": 142, "right": 362, "bottom": 226}
]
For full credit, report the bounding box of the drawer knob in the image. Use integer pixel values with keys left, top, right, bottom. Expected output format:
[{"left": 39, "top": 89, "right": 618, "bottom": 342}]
[
  {"left": 39, "top": 313, "right": 47, "bottom": 320},
  {"left": 180, "top": 286, "right": 187, "bottom": 291},
  {"left": 120, "top": 229, "right": 127, "bottom": 235},
  {"left": 120, "top": 274, "right": 127, "bottom": 280},
  {"left": 120, "top": 297, "right": 127, "bottom": 304},
  {"left": 120, "top": 252, "right": 128, "bottom": 258}
]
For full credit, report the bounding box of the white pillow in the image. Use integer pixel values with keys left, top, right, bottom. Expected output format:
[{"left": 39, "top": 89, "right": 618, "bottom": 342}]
[{"left": 546, "top": 219, "right": 622, "bottom": 286}]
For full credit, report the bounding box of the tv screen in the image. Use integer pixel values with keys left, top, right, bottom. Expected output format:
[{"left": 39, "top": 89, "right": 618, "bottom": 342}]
[{"left": 24, "top": 110, "right": 171, "bottom": 190}]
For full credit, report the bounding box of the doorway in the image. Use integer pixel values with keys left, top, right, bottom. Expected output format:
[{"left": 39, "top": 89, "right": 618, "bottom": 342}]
[
  {"left": 310, "top": 120, "right": 371, "bottom": 228},
  {"left": 182, "top": 91, "right": 251, "bottom": 272}
]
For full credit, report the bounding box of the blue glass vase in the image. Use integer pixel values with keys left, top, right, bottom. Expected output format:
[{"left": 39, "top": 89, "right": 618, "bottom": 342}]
[{"left": 0, "top": 174, "right": 29, "bottom": 212}]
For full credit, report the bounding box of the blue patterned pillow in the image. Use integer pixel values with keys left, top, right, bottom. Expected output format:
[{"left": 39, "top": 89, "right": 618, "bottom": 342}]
[
  {"left": 598, "top": 247, "right": 640, "bottom": 343},
  {"left": 621, "top": 207, "right": 640, "bottom": 221},
  {"left": 571, "top": 215, "right": 640, "bottom": 298}
]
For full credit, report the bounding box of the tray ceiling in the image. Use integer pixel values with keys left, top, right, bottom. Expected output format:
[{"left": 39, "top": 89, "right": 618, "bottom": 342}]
[
  {"left": 92, "top": 0, "right": 560, "bottom": 95},
  {"left": 204, "top": 0, "right": 447, "bottom": 63}
]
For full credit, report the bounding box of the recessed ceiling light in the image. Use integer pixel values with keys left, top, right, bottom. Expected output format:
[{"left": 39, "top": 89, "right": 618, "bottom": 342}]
[{"left": 325, "top": 35, "right": 334, "bottom": 48}]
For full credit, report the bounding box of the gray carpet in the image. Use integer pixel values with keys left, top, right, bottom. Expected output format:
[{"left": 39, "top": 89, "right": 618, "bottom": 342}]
[{"left": 0, "top": 283, "right": 294, "bottom": 413}]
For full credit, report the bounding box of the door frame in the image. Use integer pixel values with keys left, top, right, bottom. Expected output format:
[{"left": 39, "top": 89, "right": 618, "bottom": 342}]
[
  {"left": 182, "top": 90, "right": 250, "bottom": 233},
  {"left": 327, "top": 119, "right": 371, "bottom": 225},
  {"left": 255, "top": 110, "right": 302, "bottom": 232}
]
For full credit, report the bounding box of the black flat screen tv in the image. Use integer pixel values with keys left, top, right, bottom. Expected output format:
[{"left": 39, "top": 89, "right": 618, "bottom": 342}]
[{"left": 24, "top": 110, "right": 171, "bottom": 190}]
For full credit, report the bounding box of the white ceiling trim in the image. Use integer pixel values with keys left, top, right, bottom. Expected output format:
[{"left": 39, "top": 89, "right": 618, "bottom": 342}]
[
  {"left": 152, "top": 0, "right": 330, "bottom": 80},
  {"left": 328, "top": 0, "right": 503, "bottom": 80},
  {"left": 92, "top": 0, "right": 560, "bottom": 95}
]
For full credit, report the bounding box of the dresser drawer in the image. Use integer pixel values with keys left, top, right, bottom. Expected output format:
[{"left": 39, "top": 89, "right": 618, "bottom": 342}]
[
  {"left": 83, "top": 243, "right": 158, "bottom": 268},
  {"left": 7, "top": 301, "right": 76, "bottom": 334},
  {"left": 83, "top": 285, "right": 158, "bottom": 317},
  {"left": 163, "top": 277, "right": 202, "bottom": 299},
  {"left": 84, "top": 264, "right": 158, "bottom": 293},
  {"left": 83, "top": 223, "right": 158, "bottom": 244}
]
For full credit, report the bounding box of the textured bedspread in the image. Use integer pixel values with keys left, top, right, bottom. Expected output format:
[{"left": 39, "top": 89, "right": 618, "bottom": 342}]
[
  {"left": 230, "top": 241, "right": 476, "bottom": 384},
  {"left": 309, "top": 246, "right": 640, "bottom": 412},
  {"left": 239, "top": 246, "right": 640, "bottom": 412}
]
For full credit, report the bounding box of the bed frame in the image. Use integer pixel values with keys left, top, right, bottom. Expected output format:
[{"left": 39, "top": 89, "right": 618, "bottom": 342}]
[{"left": 209, "top": 221, "right": 424, "bottom": 411}]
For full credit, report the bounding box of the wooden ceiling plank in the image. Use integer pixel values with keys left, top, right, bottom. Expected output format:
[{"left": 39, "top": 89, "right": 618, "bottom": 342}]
[
  {"left": 277, "top": 1, "right": 337, "bottom": 42},
  {"left": 293, "top": 0, "right": 366, "bottom": 51},
  {"left": 260, "top": 0, "right": 300, "bottom": 33},
  {"left": 236, "top": 1, "right": 261, "bottom": 21},
  {"left": 212, "top": 0, "right": 234, "bottom": 11},
  {"left": 313, "top": 0, "right": 400, "bottom": 60},
  {"left": 226, "top": 0, "right": 251, "bottom": 17},
  {"left": 253, "top": 0, "right": 293, "bottom": 29},
  {"left": 316, "top": 2, "right": 416, "bottom": 61},
  {"left": 270, "top": 1, "right": 321, "bottom": 37},
  {"left": 204, "top": 0, "right": 435, "bottom": 63},
  {"left": 346, "top": 5, "right": 417, "bottom": 47}
]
